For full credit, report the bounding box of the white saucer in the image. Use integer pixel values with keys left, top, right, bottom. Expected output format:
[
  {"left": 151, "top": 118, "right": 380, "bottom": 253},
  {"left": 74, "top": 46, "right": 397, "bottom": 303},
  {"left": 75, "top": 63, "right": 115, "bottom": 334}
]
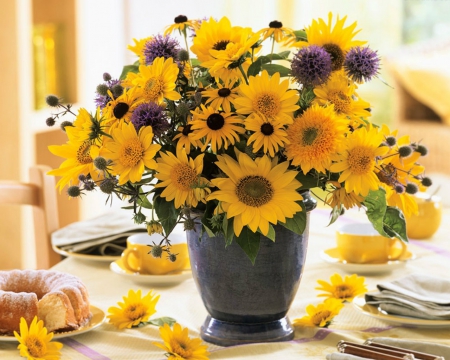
[
  {"left": 320, "top": 248, "right": 415, "bottom": 275},
  {"left": 353, "top": 293, "right": 450, "bottom": 328},
  {"left": 110, "top": 259, "right": 192, "bottom": 286},
  {"left": 0, "top": 305, "right": 105, "bottom": 342}
]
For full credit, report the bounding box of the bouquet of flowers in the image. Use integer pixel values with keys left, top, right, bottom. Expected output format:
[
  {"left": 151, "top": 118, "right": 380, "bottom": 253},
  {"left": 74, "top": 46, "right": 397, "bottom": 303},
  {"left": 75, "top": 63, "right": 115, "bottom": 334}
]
[{"left": 45, "top": 13, "right": 431, "bottom": 262}]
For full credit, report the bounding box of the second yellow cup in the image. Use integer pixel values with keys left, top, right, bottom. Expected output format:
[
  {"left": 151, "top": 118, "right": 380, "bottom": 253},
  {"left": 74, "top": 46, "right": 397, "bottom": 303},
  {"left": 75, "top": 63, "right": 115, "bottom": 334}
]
[
  {"left": 336, "top": 223, "right": 407, "bottom": 264},
  {"left": 121, "top": 227, "right": 189, "bottom": 275}
]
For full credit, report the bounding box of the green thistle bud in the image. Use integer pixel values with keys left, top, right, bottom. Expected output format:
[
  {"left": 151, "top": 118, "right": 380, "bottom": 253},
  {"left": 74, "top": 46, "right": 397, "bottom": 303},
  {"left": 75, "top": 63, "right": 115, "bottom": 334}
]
[
  {"left": 99, "top": 179, "right": 115, "bottom": 194},
  {"left": 405, "top": 182, "right": 419, "bottom": 195},
  {"left": 67, "top": 185, "right": 81, "bottom": 198},
  {"left": 398, "top": 145, "right": 412, "bottom": 158},
  {"left": 421, "top": 177, "right": 432, "bottom": 187},
  {"left": 103, "top": 72, "right": 112, "bottom": 81},
  {"left": 46, "top": 117, "right": 56, "bottom": 127},
  {"left": 147, "top": 220, "right": 163, "bottom": 235},
  {"left": 111, "top": 84, "right": 123, "bottom": 97},
  {"left": 93, "top": 156, "right": 108, "bottom": 171},
  {"left": 177, "top": 49, "right": 190, "bottom": 62},
  {"left": 416, "top": 144, "right": 428, "bottom": 156},
  {"left": 45, "top": 95, "right": 60, "bottom": 107},
  {"left": 133, "top": 212, "right": 146, "bottom": 224},
  {"left": 60, "top": 121, "right": 73, "bottom": 132},
  {"left": 96, "top": 84, "right": 109, "bottom": 96},
  {"left": 394, "top": 184, "right": 405, "bottom": 194},
  {"left": 176, "top": 102, "right": 190, "bottom": 117},
  {"left": 184, "top": 218, "right": 195, "bottom": 231},
  {"left": 168, "top": 253, "right": 177, "bottom": 262},
  {"left": 151, "top": 245, "right": 163, "bottom": 258},
  {"left": 194, "top": 91, "right": 202, "bottom": 104},
  {"left": 385, "top": 136, "right": 396, "bottom": 147}
]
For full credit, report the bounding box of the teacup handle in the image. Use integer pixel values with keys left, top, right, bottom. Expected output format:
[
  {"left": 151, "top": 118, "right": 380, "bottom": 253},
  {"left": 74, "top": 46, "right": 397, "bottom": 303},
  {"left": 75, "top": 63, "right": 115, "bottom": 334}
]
[
  {"left": 388, "top": 239, "right": 407, "bottom": 261},
  {"left": 122, "top": 248, "right": 142, "bottom": 272}
]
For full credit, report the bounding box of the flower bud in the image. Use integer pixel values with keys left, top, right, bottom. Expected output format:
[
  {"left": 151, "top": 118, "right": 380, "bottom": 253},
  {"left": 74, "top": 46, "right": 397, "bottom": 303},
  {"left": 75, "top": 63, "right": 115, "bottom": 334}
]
[
  {"left": 96, "top": 84, "right": 109, "bottom": 96},
  {"left": 184, "top": 218, "right": 195, "bottom": 231},
  {"left": 103, "top": 72, "right": 112, "bottom": 81},
  {"left": 46, "top": 117, "right": 56, "bottom": 127},
  {"left": 177, "top": 49, "right": 190, "bottom": 62},
  {"left": 151, "top": 245, "right": 163, "bottom": 258},
  {"left": 147, "top": 220, "right": 163, "bottom": 235},
  {"left": 99, "top": 179, "right": 115, "bottom": 194},
  {"left": 60, "top": 121, "right": 73, "bottom": 132},
  {"left": 385, "top": 136, "right": 396, "bottom": 147},
  {"left": 405, "top": 182, "right": 419, "bottom": 195},
  {"left": 45, "top": 95, "right": 60, "bottom": 107},
  {"left": 133, "top": 212, "right": 146, "bottom": 224},
  {"left": 416, "top": 144, "right": 428, "bottom": 156},
  {"left": 168, "top": 253, "right": 177, "bottom": 262},
  {"left": 93, "top": 156, "right": 108, "bottom": 171},
  {"left": 111, "top": 84, "right": 123, "bottom": 97},
  {"left": 67, "top": 185, "right": 81, "bottom": 198},
  {"left": 421, "top": 177, "right": 432, "bottom": 187},
  {"left": 398, "top": 145, "right": 412, "bottom": 158}
]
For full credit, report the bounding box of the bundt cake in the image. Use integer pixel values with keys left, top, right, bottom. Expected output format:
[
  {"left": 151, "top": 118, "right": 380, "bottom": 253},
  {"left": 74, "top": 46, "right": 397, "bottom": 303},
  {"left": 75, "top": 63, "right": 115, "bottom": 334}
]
[{"left": 0, "top": 269, "right": 91, "bottom": 335}]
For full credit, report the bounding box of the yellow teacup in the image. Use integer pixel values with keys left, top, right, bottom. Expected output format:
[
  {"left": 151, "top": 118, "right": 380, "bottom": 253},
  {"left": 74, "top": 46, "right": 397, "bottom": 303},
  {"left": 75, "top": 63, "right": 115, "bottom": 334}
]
[
  {"left": 121, "top": 227, "right": 189, "bottom": 275},
  {"left": 336, "top": 223, "right": 407, "bottom": 264},
  {"left": 406, "top": 193, "right": 442, "bottom": 240}
]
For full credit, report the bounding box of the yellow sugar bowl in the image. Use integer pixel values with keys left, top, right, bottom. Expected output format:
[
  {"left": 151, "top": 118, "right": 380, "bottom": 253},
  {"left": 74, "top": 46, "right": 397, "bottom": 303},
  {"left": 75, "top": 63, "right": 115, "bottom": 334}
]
[{"left": 406, "top": 192, "right": 442, "bottom": 240}]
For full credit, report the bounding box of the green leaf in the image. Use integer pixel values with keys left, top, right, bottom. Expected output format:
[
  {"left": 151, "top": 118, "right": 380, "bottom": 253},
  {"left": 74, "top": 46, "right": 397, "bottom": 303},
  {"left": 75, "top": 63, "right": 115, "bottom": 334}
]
[
  {"left": 137, "top": 194, "right": 153, "bottom": 209},
  {"left": 119, "top": 64, "right": 139, "bottom": 80},
  {"left": 293, "top": 29, "right": 307, "bottom": 42},
  {"left": 281, "top": 202, "right": 307, "bottom": 235},
  {"left": 247, "top": 58, "right": 262, "bottom": 77},
  {"left": 190, "top": 58, "right": 201, "bottom": 67},
  {"left": 259, "top": 224, "right": 275, "bottom": 242},
  {"left": 328, "top": 206, "right": 342, "bottom": 226},
  {"left": 295, "top": 172, "right": 321, "bottom": 190},
  {"left": 261, "top": 64, "right": 291, "bottom": 77},
  {"left": 142, "top": 317, "right": 177, "bottom": 327},
  {"left": 258, "top": 52, "right": 290, "bottom": 64},
  {"left": 223, "top": 216, "right": 235, "bottom": 246},
  {"left": 383, "top": 206, "right": 408, "bottom": 243},
  {"left": 153, "top": 196, "right": 179, "bottom": 236},
  {"left": 235, "top": 227, "right": 261, "bottom": 265},
  {"left": 364, "top": 189, "right": 390, "bottom": 238}
]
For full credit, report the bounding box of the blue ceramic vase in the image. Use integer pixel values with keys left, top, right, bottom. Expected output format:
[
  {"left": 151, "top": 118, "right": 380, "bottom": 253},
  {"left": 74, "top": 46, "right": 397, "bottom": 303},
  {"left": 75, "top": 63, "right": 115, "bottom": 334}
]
[{"left": 186, "top": 191, "right": 317, "bottom": 346}]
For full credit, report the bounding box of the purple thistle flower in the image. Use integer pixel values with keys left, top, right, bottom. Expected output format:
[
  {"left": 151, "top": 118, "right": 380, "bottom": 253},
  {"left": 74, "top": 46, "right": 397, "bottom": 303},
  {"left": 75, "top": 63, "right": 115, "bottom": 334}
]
[
  {"left": 291, "top": 45, "right": 332, "bottom": 87},
  {"left": 94, "top": 79, "right": 121, "bottom": 110},
  {"left": 344, "top": 46, "right": 381, "bottom": 83},
  {"left": 130, "top": 102, "right": 170, "bottom": 137},
  {"left": 144, "top": 34, "right": 181, "bottom": 65}
]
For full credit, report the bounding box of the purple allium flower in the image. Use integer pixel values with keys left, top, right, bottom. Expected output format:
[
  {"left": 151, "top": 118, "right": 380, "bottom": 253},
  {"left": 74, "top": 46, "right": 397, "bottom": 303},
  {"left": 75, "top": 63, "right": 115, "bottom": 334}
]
[
  {"left": 144, "top": 34, "right": 181, "bottom": 65},
  {"left": 291, "top": 45, "right": 332, "bottom": 87},
  {"left": 344, "top": 46, "right": 380, "bottom": 83},
  {"left": 130, "top": 102, "right": 170, "bottom": 137},
  {"left": 94, "top": 79, "right": 121, "bottom": 109}
]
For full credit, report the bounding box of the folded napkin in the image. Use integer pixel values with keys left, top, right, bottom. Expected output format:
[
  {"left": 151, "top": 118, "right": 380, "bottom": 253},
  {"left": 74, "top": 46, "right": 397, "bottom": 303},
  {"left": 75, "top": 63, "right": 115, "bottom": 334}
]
[
  {"left": 51, "top": 211, "right": 146, "bottom": 256},
  {"left": 365, "top": 274, "right": 450, "bottom": 320},
  {"left": 326, "top": 354, "right": 369, "bottom": 360}
]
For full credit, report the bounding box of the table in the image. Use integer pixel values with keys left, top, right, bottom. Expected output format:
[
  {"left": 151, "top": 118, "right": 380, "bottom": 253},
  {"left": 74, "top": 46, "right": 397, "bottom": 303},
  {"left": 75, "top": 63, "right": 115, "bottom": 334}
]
[{"left": 2, "top": 207, "right": 450, "bottom": 360}]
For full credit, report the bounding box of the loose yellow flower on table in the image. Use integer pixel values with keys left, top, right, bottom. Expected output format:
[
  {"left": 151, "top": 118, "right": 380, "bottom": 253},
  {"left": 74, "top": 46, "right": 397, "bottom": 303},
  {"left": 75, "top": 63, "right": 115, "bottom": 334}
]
[
  {"left": 107, "top": 289, "right": 160, "bottom": 329},
  {"left": 153, "top": 323, "right": 210, "bottom": 360},
  {"left": 316, "top": 273, "right": 368, "bottom": 302},
  {"left": 294, "top": 298, "right": 344, "bottom": 328},
  {"left": 14, "top": 316, "right": 63, "bottom": 360}
]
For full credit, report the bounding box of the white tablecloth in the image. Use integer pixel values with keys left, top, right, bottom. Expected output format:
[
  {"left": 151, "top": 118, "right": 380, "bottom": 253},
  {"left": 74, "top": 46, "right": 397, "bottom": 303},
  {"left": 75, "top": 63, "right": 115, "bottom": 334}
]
[{"left": 1, "top": 207, "right": 450, "bottom": 359}]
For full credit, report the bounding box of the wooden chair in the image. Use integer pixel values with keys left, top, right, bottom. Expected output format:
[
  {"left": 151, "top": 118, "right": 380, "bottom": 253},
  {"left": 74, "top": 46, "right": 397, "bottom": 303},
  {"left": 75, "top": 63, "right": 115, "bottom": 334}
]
[{"left": 0, "top": 165, "right": 61, "bottom": 269}]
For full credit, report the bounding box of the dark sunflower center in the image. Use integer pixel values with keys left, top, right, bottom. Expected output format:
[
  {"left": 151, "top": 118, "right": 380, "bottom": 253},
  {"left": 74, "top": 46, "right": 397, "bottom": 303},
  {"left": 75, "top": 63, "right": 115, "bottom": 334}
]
[
  {"left": 322, "top": 43, "right": 345, "bottom": 71},
  {"left": 174, "top": 15, "right": 188, "bottom": 23},
  {"left": 261, "top": 123, "right": 274, "bottom": 135},
  {"left": 218, "top": 88, "right": 231, "bottom": 97},
  {"left": 113, "top": 102, "right": 130, "bottom": 119},
  {"left": 182, "top": 124, "right": 193, "bottom": 136},
  {"left": 206, "top": 113, "right": 225, "bottom": 130},
  {"left": 302, "top": 127, "right": 319, "bottom": 145},
  {"left": 213, "top": 40, "right": 230, "bottom": 51},
  {"left": 236, "top": 175, "right": 274, "bottom": 207},
  {"left": 269, "top": 20, "right": 283, "bottom": 28}
]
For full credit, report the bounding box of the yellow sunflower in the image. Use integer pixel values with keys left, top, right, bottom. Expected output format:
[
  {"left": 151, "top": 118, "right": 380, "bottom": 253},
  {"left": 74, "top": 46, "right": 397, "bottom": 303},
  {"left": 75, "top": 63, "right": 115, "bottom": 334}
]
[
  {"left": 190, "top": 16, "right": 259, "bottom": 81},
  {"left": 202, "top": 79, "right": 240, "bottom": 112},
  {"left": 101, "top": 121, "right": 160, "bottom": 185},
  {"left": 173, "top": 123, "right": 203, "bottom": 155},
  {"left": 325, "top": 182, "right": 364, "bottom": 210},
  {"left": 128, "top": 36, "right": 152, "bottom": 64},
  {"left": 191, "top": 104, "right": 245, "bottom": 153},
  {"left": 234, "top": 70, "right": 299, "bottom": 125},
  {"left": 103, "top": 86, "right": 145, "bottom": 129},
  {"left": 292, "top": 12, "right": 366, "bottom": 71},
  {"left": 258, "top": 20, "right": 296, "bottom": 43},
  {"left": 164, "top": 15, "right": 199, "bottom": 36},
  {"left": 152, "top": 323, "right": 210, "bottom": 360},
  {"left": 293, "top": 298, "right": 344, "bottom": 328},
  {"left": 313, "top": 71, "right": 371, "bottom": 125},
  {"left": 131, "top": 56, "right": 181, "bottom": 104},
  {"left": 245, "top": 114, "right": 289, "bottom": 157},
  {"left": 329, "top": 124, "right": 388, "bottom": 196},
  {"left": 48, "top": 130, "right": 102, "bottom": 192},
  {"left": 107, "top": 289, "right": 160, "bottom": 329},
  {"left": 14, "top": 316, "right": 63, "bottom": 360},
  {"left": 285, "top": 104, "right": 348, "bottom": 174},
  {"left": 69, "top": 107, "right": 105, "bottom": 144},
  {"left": 208, "top": 151, "right": 303, "bottom": 236},
  {"left": 154, "top": 148, "right": 208, "bottom": 209},
  {"left": 316, "top": 273, "right": 367, "bottom": 302}
]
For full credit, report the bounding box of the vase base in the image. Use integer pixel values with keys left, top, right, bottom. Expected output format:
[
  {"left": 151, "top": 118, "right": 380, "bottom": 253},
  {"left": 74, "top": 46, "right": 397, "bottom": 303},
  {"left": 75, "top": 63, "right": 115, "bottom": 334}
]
[{"left": 200, "top": 315, "right": 294, "bottom": 346}]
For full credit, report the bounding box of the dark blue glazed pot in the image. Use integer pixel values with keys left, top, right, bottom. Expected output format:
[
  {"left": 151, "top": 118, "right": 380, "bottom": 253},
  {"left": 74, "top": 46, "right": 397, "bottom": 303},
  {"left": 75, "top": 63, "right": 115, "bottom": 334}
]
[{"left": 186, "top": 191, "right": 316, "bottom": 346}]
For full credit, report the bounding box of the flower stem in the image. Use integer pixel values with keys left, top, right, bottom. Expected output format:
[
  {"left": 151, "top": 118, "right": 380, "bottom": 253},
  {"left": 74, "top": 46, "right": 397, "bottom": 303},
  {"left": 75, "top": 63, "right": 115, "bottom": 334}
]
[
  {"left": 238, "top": 63, "right": 249, "bottom": 85},
  {"left": 270, "top": 37, "right": 275, "bottom": 64},
  {"left": 183, "top": 31, "right": 196, "bottom": 87}
]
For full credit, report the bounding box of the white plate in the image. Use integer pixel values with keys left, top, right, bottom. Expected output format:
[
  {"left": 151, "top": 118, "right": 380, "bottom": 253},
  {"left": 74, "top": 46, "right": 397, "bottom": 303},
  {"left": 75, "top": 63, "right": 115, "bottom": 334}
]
[
  {"left": 110, "top": 259, "right": 192, "bottom": 285},
  {"left": 0, "top": 305, "right": 105, "bottom": 342},
  {"left": 320, "top": 248, "right": 415, "bottom": 275},
  {"left": 353, "top": 293, "right": 450, "bottom": 328},
  {"left": 53, "top": 245, "right": 120, "bottom": 263}
]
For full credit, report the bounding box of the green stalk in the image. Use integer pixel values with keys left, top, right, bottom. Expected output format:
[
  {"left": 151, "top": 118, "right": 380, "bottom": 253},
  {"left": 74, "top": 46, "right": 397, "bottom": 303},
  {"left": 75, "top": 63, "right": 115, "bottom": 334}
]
[
  {"left": 238, "top": 63, "right": 249, "bottom": 85},
  {"left": 182, "top": 29, "right": 196, "bottom": 87},
  {"left": 270, "top": 36, "right": 275, "bottom": 64}
]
